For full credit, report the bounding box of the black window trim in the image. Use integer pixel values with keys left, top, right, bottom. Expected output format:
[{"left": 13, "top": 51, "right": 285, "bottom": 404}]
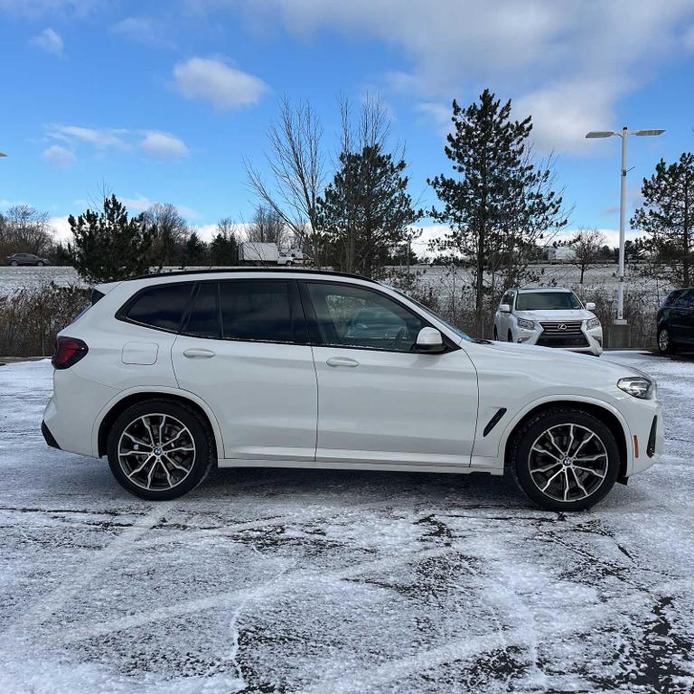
[
  {"left": 179, "top": 278, "right": 310, "bottom": 346},
  {"left": 115, "top": 281, "right": 197, "bottom": 335},
  {"left": 298, "top": 278, "right": 460, "bottom": 354}
]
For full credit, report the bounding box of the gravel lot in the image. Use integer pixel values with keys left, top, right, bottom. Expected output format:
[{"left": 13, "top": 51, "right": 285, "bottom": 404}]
[{"left": 0, "top": 352, "right": 693, "bottom": 693}]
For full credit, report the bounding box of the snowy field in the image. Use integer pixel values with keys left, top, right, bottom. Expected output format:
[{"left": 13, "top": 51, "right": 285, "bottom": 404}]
[{"left": 1, "top": 352, "right": 693, "bottom": 693}]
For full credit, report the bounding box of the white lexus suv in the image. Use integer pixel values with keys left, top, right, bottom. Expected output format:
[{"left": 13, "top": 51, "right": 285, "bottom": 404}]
[
  {"left": 42, "top": 270, "right": 661, "bottom": 511},
  {"left": 494, "top": 287, "right": 603, "bottom": 356}
]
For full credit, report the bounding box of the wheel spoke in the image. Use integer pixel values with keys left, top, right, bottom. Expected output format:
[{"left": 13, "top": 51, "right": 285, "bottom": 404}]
[
  {"left": 531, "top": 460, "right": 562, "bottom": 474},
  {"left": 531, "top": 445, "right": 560, "bottom": 461},
  {"left": 572, "top": 432, "right": 595, "bottom": 457},
  {"left": 162, "top": 453, "right": 189, "bottom": 473},
  {"left": 127, "top": 454, "right": 155, "bottom": 478},
  {"left": 562, "top": 468, "right": 570, "bottom": 501},
  {"left": 162, "top": 428, "right": 185, "bottom": 448},
  {"left": 142, "top": 416, "right": 156, "bottom": 446},
  {"left": 541, "top": 468, "right": 564, "bottom": 492},
  {"left": 566, "top": 424, "right": 575, "bottom": 456},
  {"left": 158, "top": 415, "right": 167, "bottom": 445},
  {"left": 164, "top": 445, "right": 194, "bottom": 453},
  {"left": 571, "top": 467, "right": 589, "bottom": 498},
  {"left": 573, "top": 464, "right": 606, "bottom": 479},
  {"left": 159, "top": 459, "right": 173, "bottom": 487},
  {"left": 545, "top": 430, "right": 565, "bottom": 456},
  {"left": 573, "top": 453, "right": 607, "bottom": 462}
]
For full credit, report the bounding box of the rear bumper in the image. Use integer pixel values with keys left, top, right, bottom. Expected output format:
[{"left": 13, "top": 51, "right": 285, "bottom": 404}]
[{"left": 41, "top": 420, "right": 61, "bottom": 449}]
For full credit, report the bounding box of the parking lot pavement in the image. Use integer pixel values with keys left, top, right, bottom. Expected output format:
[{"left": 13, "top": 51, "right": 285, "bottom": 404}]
[{"left": 1, "top": 353, "right": 693, "bottom": 693}]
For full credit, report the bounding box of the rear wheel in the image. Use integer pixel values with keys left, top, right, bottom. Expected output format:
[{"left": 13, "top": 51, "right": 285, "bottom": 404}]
[
  {"left": 10, "top": 261, "right": 18, "bottom": 267},
  {"left": 37, "top": 261, "right": 44, "bottom": 266},
  {"left": 107, "top": 400, "right": 215, "bottom": 500},
  {"left": 493, "top": 326, "right": 498, "bottom": 340},
  {"left": 509, "top": 407, "right": 620, "bottom": 511},
  {"left": 657, "top": 326, "right": 675, "bottom": 354},
  {"left": 507, "top": 330, "right": 513, "bottom": 342}
]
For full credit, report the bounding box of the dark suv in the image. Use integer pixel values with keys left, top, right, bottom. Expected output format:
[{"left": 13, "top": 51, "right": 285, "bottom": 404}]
[
  {"left": 7, "top": 253, "right": 49, "bottom": 266},
  {"left": 657, "top": 288, "right": 694, "bottom": 353}
]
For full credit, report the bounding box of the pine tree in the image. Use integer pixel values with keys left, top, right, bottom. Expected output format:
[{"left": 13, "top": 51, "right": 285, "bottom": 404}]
[
  {"left": 428, "top": 89, "right": 566, "bottom": 333},
  {"left": 67, "top": 195, "right": 156, "bottom": 283},
  {"left": 631, "top": 153, "right": 694, "bottom": 287},
  {"left": 184, "top": 231, "right": 207, "bottom": 267},
  {"left": 318, "top": 143, "right": 418, "bottom": 277}
]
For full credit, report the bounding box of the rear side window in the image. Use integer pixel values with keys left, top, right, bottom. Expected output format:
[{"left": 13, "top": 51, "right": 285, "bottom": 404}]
[
  {"left": 220, "top": 280, "right": 299, "bottom": 343},
  {"left": 185, "top": 282, "right": 220, "bottom": 339},
  {"left": 676, "top": 289, "right": 694, "bottom": 309},
  {"left": 122, "top": 283, "right": 194, "bottom": 332},
  {"left": 662, "top": 290, "right": 683, "bottom": 308}
]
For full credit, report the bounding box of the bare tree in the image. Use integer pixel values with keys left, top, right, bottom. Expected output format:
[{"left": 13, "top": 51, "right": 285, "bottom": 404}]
[
  {"left": 246, "top": 205, "right": 287, "bottom": 246},
  {"left": 142, "top": 203, "right": 190, "bottom": 271},
  {"left": 565, "top": 228, "right": 606, "bottom": 284},
  {"left": 0, "top": 205, "right": 53, "bottom": 256},
  {"left": 245, "top": 97, "right": 325, "bottom": 265}
]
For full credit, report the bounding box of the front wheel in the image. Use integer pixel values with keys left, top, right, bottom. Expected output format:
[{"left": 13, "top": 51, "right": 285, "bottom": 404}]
[
  {"left": 10, "top": 261, "right": 18, "bottom": 267},
  {"left": 507, "top": 330, "right": 513, "bottom": 343},
  {"left": 509, "top": 407, "right": 620, "bottom": 511},
  {"left": 657, "top": 326, "right": 675, "bottom": 354},
  {"left": 37, "top": 261, "right": 45, "bottom": 266},
  {"left": 107, "top": 399, "right": 215, "bottom": 500},
  {"left": 493, "top": 326, "right": 498, "bottom": 340}
]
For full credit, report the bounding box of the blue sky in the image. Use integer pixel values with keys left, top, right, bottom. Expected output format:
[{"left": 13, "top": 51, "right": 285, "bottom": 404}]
[{"left": 1, "top": 0, "right": 694, "bottom": 249}]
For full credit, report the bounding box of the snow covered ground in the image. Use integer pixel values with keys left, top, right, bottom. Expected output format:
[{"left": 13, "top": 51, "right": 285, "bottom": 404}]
[{"left": 0, "top": 352, "right": 693, "bottom": 693}]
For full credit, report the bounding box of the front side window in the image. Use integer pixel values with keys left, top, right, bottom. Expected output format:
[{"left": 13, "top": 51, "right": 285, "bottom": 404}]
[
  {"left": 220, "top": 280, "right": 299, "bottom": 343},
  {"left": 515, "top": 291, "right": 582, "bottom": 311},
  {"left": 305, "top": 282, "right": 426, "bottom": 352},
  {"left": 501, "top": 291, "right": 514, "bottom": 307},
  {"left": 122, "top": 282, "right": 194, "bottom": 332},
  {"left": 675, "top": 289, "right": 694, "bottom": 309}
]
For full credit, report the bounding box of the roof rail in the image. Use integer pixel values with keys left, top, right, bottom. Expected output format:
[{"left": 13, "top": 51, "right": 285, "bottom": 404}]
[{"left": 124, "top": 266, "right": 375, "bottom": 283}]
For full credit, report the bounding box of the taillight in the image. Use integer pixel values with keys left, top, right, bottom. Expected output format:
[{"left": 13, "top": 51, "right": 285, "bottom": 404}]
[{"left": 52, "top": 337, "right": 89, "bottom": 369}]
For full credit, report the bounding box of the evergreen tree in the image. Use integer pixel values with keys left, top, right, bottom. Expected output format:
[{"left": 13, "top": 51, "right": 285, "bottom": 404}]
[
  {"left": 428, "top": 89, "right": 566, "bottom": 333},
  {"left": 67, "top": 195, "right": 156, "bottom": 283},
  {"left": 318, "top": 143, "right": 418, "bottom": 277},
  {"left": 184, "top": 231, "right": 207, "bottom": 267},
  {"left": 209, "top": 220, "right": 238, "bottom": 266},
  {"left": 631, "top": 153, "right": 694, "bottom": 287}
]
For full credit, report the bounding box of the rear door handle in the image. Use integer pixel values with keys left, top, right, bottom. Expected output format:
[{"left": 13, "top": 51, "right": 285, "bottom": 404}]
[
  {"left": 326, "top": 357, "right": 359, "bottom": 368},
  {"left": 183, "top": 348, "right": 216, "bottom": 359}
]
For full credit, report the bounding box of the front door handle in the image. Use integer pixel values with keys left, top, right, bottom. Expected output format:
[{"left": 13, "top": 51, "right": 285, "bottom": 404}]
[
  {"left": 183, "top": 348, "right": 216, "bottom": 359},
  {"left": 326, "top": 356, "right": 359, "bottom": 368}
]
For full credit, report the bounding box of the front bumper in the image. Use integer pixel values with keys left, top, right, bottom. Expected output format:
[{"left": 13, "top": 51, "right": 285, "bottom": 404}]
[{"left": 516, "top": 325, "right": 603, "bottom": 355}]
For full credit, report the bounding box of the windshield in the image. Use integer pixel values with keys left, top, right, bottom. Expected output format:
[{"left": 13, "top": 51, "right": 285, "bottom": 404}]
[
  {"left": 515, "top": 291, "right": 582, "bottom": 311},
  {"left": 389, "top": 286, "right": 471, "bottom": 341}
]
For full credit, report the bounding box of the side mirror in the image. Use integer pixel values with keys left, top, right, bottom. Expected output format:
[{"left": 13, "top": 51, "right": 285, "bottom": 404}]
[
  {"left": 585, "top": 302, "right": 596, "bottom": 311},
  {"left": 415, "top": 327, "right": 445, "bottom": 354},
  {"left": 499, "top": 303, "right": 511, "bottom": 313}
]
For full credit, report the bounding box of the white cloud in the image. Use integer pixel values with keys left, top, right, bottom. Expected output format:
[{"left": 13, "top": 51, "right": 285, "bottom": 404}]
[
  {"left": 48, "top": 215, "right": 71, "bottom": 241},
  {"left": 0, "top": 0, "right": 98, "bottom": 17},
  {"left": 48, "top": 124, "right": 127, "bottom": 149},
  {"left": 42, "top": 144, "right": 75, "bottom": 167},
  {"left": 30, "top": 27, "right": 64, "bottom": 56},
  {"left": 231, "top": 0, "right": 694, "bottom": 153},
  {"left": 111, "top": 16, "right": 171, "bottom": 47},
  {"left": 45, "top": 124, "right": 190, "bottom": 162},
  {"left": 140, "top": 131, "right": 189, "bottom": 160},
  {"left": 173, "top": 57, "right": 268, "bottom": 111}
]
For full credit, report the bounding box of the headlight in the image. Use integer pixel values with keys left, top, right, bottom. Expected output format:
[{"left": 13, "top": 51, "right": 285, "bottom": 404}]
[
  {"left": 617, "top": 377, "right": 654, "bottom": 399},
  {"left": 586, "top": 317, "right": 601, "bottom": 330},
  {"left": 517, "top": 318, "right": 535, "bottom": 330}
]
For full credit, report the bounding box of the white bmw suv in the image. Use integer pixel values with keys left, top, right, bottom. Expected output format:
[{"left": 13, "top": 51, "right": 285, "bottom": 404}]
[
  {"left": 42, "top": 270, "right": 661, "bottom": 511},
  {"left": 494, "top": 288, "right": 603, "bottom": 356}
]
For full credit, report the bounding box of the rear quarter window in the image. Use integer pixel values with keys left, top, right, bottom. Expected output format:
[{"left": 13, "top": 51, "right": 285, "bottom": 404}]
[{"left": 120, "top": 282, "right": 194, "bottom": 332}]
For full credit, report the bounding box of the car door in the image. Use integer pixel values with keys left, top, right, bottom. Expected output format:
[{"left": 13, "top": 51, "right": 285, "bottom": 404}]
[
  {"left": 300, "top": 280, "right": 478, "bottom": 467},
  {"left": 669, "top": 290, "right": 693, "bottom": 342},
  {"left": 678, "top": 290, "right": 694, "bottom": 344},
  {"left": 172, "top": 279, "right": 318, "bottom": 461}
]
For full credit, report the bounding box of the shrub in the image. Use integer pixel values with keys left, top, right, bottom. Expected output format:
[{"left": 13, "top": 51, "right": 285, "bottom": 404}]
[{"left": 0, "top": 283, "right": 89, "bottom": 357}]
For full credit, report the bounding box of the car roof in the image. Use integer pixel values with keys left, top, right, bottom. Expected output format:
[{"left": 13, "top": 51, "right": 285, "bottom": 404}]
[
  {"left": 124, "top": 267, "right": 375, "bottom": 283},
  {"left": 514, "top": 287, "right": 573, "bottom": 293}
]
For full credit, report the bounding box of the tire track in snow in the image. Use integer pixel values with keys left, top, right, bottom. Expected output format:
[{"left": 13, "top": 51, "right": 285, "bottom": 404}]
[{"left": 2, "top": 502, "right": 173, "bottom": 644}]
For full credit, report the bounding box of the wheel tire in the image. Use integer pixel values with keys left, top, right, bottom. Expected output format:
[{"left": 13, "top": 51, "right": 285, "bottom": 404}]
[
  {"left": 493, "top": 327, "right": 498, "bottom": 340},
  {"left": 507, "top": 330, "right": 513, "bottom": 343},
  {"left": 509, "top": 407, "right": 620, "bottom": 512},
  {"left": 657, "top": 326, "right": 675, "bottom": 355},
  {"left": 10, "top": 261, "right": 18, "bottom": 267},
  {"left": 107, "top": 399, "right": 215, "bottom": 500},
  {"left": 37, "top": 261, "right": 44, "bottom": 266}
]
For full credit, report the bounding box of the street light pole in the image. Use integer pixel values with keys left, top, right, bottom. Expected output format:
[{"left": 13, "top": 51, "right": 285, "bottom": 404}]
[
  {"left": 585, "top": 127, "right": 664, "bottom": 326},
  {"left": 617, "top": 127, "right": 628, "bottom": 324}
]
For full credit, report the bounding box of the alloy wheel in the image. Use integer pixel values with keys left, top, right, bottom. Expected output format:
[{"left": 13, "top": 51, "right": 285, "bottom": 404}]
[
  {"left": 658, "top": 329, "right": 669, "bottom": 353},
  {"left": 528, "top": 423, "right": 608, "bottom": 503},
  {"left": 117, "top": 413, "right": 196, "bottom": 491}
]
